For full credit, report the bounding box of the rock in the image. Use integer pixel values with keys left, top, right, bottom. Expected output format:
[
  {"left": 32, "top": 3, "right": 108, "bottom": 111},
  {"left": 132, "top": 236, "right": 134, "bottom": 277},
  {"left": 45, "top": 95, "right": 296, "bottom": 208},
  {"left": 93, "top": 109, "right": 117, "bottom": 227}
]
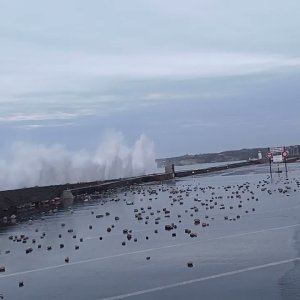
[
  {"left": 194, "top": 219, "right": 201, "bottom": 225},
  {"left": 165, "top": 225, "right": 173, "bottom": 231},
  {"left": 26, "top": 248, "right": 33, "bottom": 254}
]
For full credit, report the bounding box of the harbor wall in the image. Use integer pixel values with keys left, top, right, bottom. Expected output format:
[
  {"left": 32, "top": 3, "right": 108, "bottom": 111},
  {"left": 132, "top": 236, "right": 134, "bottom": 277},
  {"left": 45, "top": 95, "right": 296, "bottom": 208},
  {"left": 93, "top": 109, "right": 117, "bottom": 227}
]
[{"left": 0, "top": 159, "right": 264, "bottom": 214}]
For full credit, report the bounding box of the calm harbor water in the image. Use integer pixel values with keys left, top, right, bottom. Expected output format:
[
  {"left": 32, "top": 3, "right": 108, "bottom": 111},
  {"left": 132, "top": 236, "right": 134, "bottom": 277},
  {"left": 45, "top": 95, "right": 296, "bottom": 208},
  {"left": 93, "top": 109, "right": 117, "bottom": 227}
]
[{"left": 1, "top": 163, "right": 300, "bottom": 299}]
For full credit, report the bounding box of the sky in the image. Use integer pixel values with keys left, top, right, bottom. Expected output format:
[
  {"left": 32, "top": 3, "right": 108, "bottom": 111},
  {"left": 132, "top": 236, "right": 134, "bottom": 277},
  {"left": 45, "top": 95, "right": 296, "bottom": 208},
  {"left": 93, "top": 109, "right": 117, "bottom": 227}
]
[{"left": 1, "top": 0, "right": 300, "bottom": 159}]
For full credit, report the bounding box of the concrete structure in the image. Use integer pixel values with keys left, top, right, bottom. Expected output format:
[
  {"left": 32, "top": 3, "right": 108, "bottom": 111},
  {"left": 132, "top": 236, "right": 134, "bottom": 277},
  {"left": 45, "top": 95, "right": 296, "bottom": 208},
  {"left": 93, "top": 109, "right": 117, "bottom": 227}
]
[
  {"left": 60, "top": 190, "right": 74, "bottom": 208},
  {"left": 0, "top": 159, "right": 268, "bottom": 217},
  {"left": 165, "top": 164, "right": 175, "bottom": 179}
]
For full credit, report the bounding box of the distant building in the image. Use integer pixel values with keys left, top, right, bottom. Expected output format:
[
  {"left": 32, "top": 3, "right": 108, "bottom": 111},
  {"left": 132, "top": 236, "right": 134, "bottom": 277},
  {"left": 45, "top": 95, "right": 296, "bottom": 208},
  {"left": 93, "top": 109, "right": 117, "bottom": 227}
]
[{"left": 286, "top": 145, "right": 300, "bottom": 156}]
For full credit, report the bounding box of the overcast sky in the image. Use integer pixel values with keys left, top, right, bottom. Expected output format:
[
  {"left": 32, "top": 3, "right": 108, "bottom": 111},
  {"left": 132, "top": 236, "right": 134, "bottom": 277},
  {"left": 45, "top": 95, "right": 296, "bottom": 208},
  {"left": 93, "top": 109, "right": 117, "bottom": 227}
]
[{"left": 1, "top": 0, "right": 300, "bottom": 158}]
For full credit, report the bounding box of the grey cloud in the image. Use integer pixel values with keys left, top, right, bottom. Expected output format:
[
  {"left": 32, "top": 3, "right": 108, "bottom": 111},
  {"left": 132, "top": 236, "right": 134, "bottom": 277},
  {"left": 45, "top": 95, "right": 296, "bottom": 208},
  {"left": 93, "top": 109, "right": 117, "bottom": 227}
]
[{"left": 0, "top": 0, "right": 300, "bottom": 158}]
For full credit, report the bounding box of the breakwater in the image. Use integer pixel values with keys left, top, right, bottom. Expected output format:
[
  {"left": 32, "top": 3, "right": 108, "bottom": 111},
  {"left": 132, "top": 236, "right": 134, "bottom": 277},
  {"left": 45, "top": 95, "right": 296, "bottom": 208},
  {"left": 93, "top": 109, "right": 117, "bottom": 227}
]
[{"left": 0, "top": 159, "right": 264, "bottom": 215}]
